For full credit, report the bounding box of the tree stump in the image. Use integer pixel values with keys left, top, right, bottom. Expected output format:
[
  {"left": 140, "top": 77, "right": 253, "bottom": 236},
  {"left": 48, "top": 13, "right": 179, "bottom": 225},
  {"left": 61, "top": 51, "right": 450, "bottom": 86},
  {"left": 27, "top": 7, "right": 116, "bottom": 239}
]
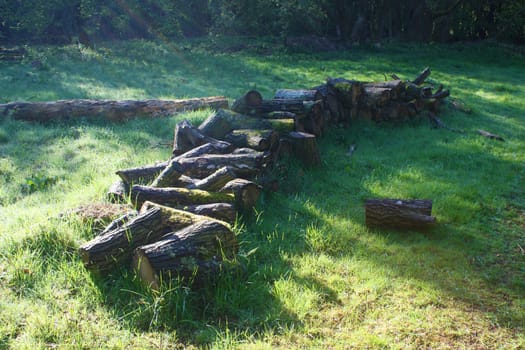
[
  {"left": 287, "top": 131, "right": 322, "bottom": 168},
  {"left": 365, "top": 199, "right": 436, "bottom": 230}
]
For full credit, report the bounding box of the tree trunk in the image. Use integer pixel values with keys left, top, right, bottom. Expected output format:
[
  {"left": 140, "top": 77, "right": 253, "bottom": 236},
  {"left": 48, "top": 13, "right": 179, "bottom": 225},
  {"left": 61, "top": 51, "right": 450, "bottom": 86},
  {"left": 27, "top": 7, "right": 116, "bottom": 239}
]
[
  {"left": 365, "top": 199, "right": 436, "bottom": 230},
  {"left": 79, "top": 204, "right": 217, "bottom": 272},
  {"left": 224, "top": 129, "right": 279, "bottom": 151},
  {"left": 287, "top": 131, "right": 322, "bottom": 168},
  {"left": 133, "top": 219, "right": 238, "bottom": 288},
  {"left": 130, "top": 185, "right": 235, "bottom": 209},
  {"left": 231, "top": 90, "right": 263, "bottom": 115},
  {"left": 177, "top": 152, "right": 266, "bottom": 179},
  {"left": 187, "top": 166, "right": 237, "bottom": 192},
  {"left": 220, "top": 179, "right": 262, "bottom": 212},
  {"left": 172, "top": 119, "right": 231, "bottom": 155},
  {"left": 0, "top": 97, "right": 229, "bottom": 122},
  {"left": 273, "top": 89, "right": 322, "bottom": 101}
]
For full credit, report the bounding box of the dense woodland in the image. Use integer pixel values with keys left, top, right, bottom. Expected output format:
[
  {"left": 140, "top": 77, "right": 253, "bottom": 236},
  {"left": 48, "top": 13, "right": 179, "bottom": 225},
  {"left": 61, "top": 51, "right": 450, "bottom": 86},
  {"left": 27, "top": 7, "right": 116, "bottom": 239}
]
[{"left": 0, "top": 0, "right": 524, "bottom": 45}]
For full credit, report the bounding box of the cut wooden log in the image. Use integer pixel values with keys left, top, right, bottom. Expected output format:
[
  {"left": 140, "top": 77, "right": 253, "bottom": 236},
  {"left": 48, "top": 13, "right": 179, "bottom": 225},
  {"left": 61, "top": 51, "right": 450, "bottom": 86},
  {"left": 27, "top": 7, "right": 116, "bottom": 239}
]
[
  {"left": 365, "top": 199, "right": 436, "bottom": 230},
  {"left": 98, "top": 211, "right": 138, "bottom": 236},
  {"left": 177, "top": 152, "right": 266, "bottom": 178},
  {"left": 327, "top": 78, "right": 363, "bottom": 108},
  {"left": 231, "top": 90, "right": 263, "bottom": 115},
  {"left": 133, "top": 219, "right": 238, "bottom": 288},
  {"left": 362, "top": 87, "right": 392, "bottom": 107},
  {"left": 172, "top": 140, "right": 233, "bottom": 161},
  {"left": 79, "top": 203, "right": 217, "bottom": 272},
  {"left": 412, "top": 67, "right": 431, "bottom": 86},
  {"left": 177, "top": 203, "right": 237, "bottom": 223},
  {"left": 224, "top": 129, "right": 279, "bottom": 151},
  {"left": 198, "top": 109, "right": 294, "bottom": 139},
  {"left": 172, "top": 119, "right": 231, "bottom": 155},
  {"left": 130, "top": 185, "right": 235, "bottom": 209},
  {"left": 287, "top": 131, "right": 322, "bottom": 168},
  {"left": 0, "top": 97, "right": 229, "bottom": 122},
  {"left": 274, "top": 89, "right": 322, "bottom": 101},
  {"left": 477, "top": 129, "right": 504, "bottom": 141},
  {"left": 116, "top": 161, "right": 169, "bottom": 184},
  {"left": 150, "top": 160, "right": 184, "bottom": 188},
  {"left": 107, "top": 180, "right": 129, "bottom": 203},
  {"left": 187, "top": 166, "right": 237, "bottom": 192},
  {"left": 262, "top": 111, "right": 297, "bottom": 119},
  {"left": 220, "top": 179, "right": 262, "bottom": 212}
]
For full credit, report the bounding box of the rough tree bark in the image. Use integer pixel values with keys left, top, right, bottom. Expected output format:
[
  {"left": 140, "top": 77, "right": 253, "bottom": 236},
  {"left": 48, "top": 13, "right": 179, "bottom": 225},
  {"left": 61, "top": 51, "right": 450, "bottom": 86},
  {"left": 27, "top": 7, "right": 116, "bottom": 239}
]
[{"left": 365, "top": 199, "right": 436, "bottom": 230}]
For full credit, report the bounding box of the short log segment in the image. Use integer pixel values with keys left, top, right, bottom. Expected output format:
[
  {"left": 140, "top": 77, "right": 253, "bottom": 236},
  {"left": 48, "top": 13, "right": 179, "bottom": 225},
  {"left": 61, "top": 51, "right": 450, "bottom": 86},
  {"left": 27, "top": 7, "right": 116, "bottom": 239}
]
[
  {"left": 116, "top": 162, "right": 169, "bottom": 184},
  {"left": 220, "top": 179, "right": 262, "bottom": 212},
  {"left": 177, "top": 203, "right": 237, "bottom": 223},
  {"left": 150, "top": 160, "right": 184, "bottom": 188},
  {"left": 130, "top": 185, "right": 235, "bottom": 209},
  {"left": 365, "top": 199, "right": 436, "bottom": 230},
  {"left": 287, "top": 131, "right": 321, "bottom": 168},
  {"left": 79, "top": 204, "right": 215, "bottom": 272},
  {"left": 177, "top": 152, "right": 266, "bottom": 179},
  {"left": 224, "top": 129, "right": 279, "bottom": 151},
  {"left": 0, "top": 97, "right": 228, "bottom": 122},
  {"left": 172, "top": 119, "right": 231, "bottom": 155},
  {"left": 231, "top": 90, "right": 263, "bottom": 115},
  {"left": 187, "top": 166, "right": 237, "bottom": 192},
  {"left": 133, "top": 219, "right": 238, "bottom": 288},
  {"left": 274, "top": 89, "right": 322, "bottom": 101}
]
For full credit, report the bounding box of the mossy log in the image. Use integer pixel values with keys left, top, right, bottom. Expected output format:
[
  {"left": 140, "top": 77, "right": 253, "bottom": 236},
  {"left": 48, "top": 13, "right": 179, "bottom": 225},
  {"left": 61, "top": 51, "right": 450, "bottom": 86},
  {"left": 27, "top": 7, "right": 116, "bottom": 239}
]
[
  {"left": 187, "top": 166, "right": 237, "bottom": 192},
  {"left": 150, "top": 160, "right": 185, "bottom": 188},
  {"left": 220, "top": 179, "right": 262, "bottom": 212},
  {"left": 362, "top": 87, "right": 392, "bottom": 107},
  {"left": 224, "top": 129, "right": 279, "bottom": 151},
  {"left": 0, "top": 97, "right": 228, "bottom": 122},
  {"left": 177, "top": 203, "right": 237, "bottom": 223},
  {"left": 327, "top": 78, "right": 363, "bottom": 108},
  {"left": 365, "top": 199, "right": 436, "bottom": 230},
  {"left": 79, "top": 203, "right": 216, "bottom": 272},
  {"left": 133, "top": 219, "right": 238, "bottom": 288},
  {"left": 198, "top": 109, "right": 294, "bottom": 139},
  {"left": 172, "top": 119, "right": 231, "bottom": 155},
  {"left": 177, "top": 152, "right": 266, "bottom": 179},
  {"left": 130, "top": 185, "right": 235, "bottom": 209},
  {"left": 231, "top": 90, "right": 263, "bottom": 115},
  {"left": 287, "top": 131, "right": 322, "bottom": 168}
]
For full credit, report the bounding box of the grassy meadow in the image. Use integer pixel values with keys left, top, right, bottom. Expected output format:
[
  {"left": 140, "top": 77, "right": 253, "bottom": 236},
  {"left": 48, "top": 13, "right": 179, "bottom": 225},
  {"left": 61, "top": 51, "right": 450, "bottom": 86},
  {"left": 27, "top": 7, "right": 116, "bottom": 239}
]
[{"left": 0, "top": 39, "right": 524, "bottom": 349}]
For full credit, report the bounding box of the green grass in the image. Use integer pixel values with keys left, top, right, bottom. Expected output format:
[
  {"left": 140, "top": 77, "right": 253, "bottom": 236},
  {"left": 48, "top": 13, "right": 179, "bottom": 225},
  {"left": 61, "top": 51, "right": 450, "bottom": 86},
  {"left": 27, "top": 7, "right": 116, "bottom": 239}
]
[{"left": 0, "top": 39, "right": 524, "bottom": 349}]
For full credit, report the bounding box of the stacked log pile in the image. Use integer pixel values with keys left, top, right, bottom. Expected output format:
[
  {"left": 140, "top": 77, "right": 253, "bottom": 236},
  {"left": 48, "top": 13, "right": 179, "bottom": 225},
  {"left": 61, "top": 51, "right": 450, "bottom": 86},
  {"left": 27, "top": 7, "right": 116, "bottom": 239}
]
[{"left": 79, "top": 67, "right": 448, "bottom": 288}]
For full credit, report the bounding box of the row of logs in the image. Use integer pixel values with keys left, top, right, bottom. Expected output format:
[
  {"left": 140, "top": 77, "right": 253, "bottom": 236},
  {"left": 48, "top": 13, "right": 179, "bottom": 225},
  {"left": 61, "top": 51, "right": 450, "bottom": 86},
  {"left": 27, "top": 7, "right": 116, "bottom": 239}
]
[{"left": 79, "top": 67, "right": 446, "bottom": 287}]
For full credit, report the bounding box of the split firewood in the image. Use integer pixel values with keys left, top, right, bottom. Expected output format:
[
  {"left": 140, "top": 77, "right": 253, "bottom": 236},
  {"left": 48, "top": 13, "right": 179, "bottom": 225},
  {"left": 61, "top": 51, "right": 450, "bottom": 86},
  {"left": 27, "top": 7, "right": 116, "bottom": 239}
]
[
  {"left": 79, "top": 203, "right": 217, "bottom": 272},
  {"left": 133, "top": 219, "right": 238, "bottom": 288},
  {"left": 365, "top": 199, "right": 436, "bottom": 230},
  {"left": 0, "top": 97, "right": 228, "bottom": 122},
  {"left": 477, "top": 129, "right": 505, "bottom": 141}
]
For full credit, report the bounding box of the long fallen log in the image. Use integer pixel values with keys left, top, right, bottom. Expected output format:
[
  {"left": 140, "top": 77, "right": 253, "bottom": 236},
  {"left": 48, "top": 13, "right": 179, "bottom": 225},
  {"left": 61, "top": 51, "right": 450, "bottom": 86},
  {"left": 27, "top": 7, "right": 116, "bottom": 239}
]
[
  {"left": 133, "top": 219, "right": 238, "bottom": 288},
  {"left": 365, "top": 199, "right": 436, "bottom": 230},
  {"left": 0, "top": 96, "right": 228, "bottom": 122},
  {"left": 78, "top": 203, "right": 218, "bottom": 272}
]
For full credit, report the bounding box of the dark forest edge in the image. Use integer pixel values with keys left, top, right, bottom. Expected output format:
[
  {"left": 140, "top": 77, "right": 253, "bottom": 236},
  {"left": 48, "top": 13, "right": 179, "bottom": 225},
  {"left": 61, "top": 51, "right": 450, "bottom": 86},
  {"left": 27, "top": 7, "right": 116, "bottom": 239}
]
[{"left": 0, "top": 0, "right": 524, "bottom": 46}]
